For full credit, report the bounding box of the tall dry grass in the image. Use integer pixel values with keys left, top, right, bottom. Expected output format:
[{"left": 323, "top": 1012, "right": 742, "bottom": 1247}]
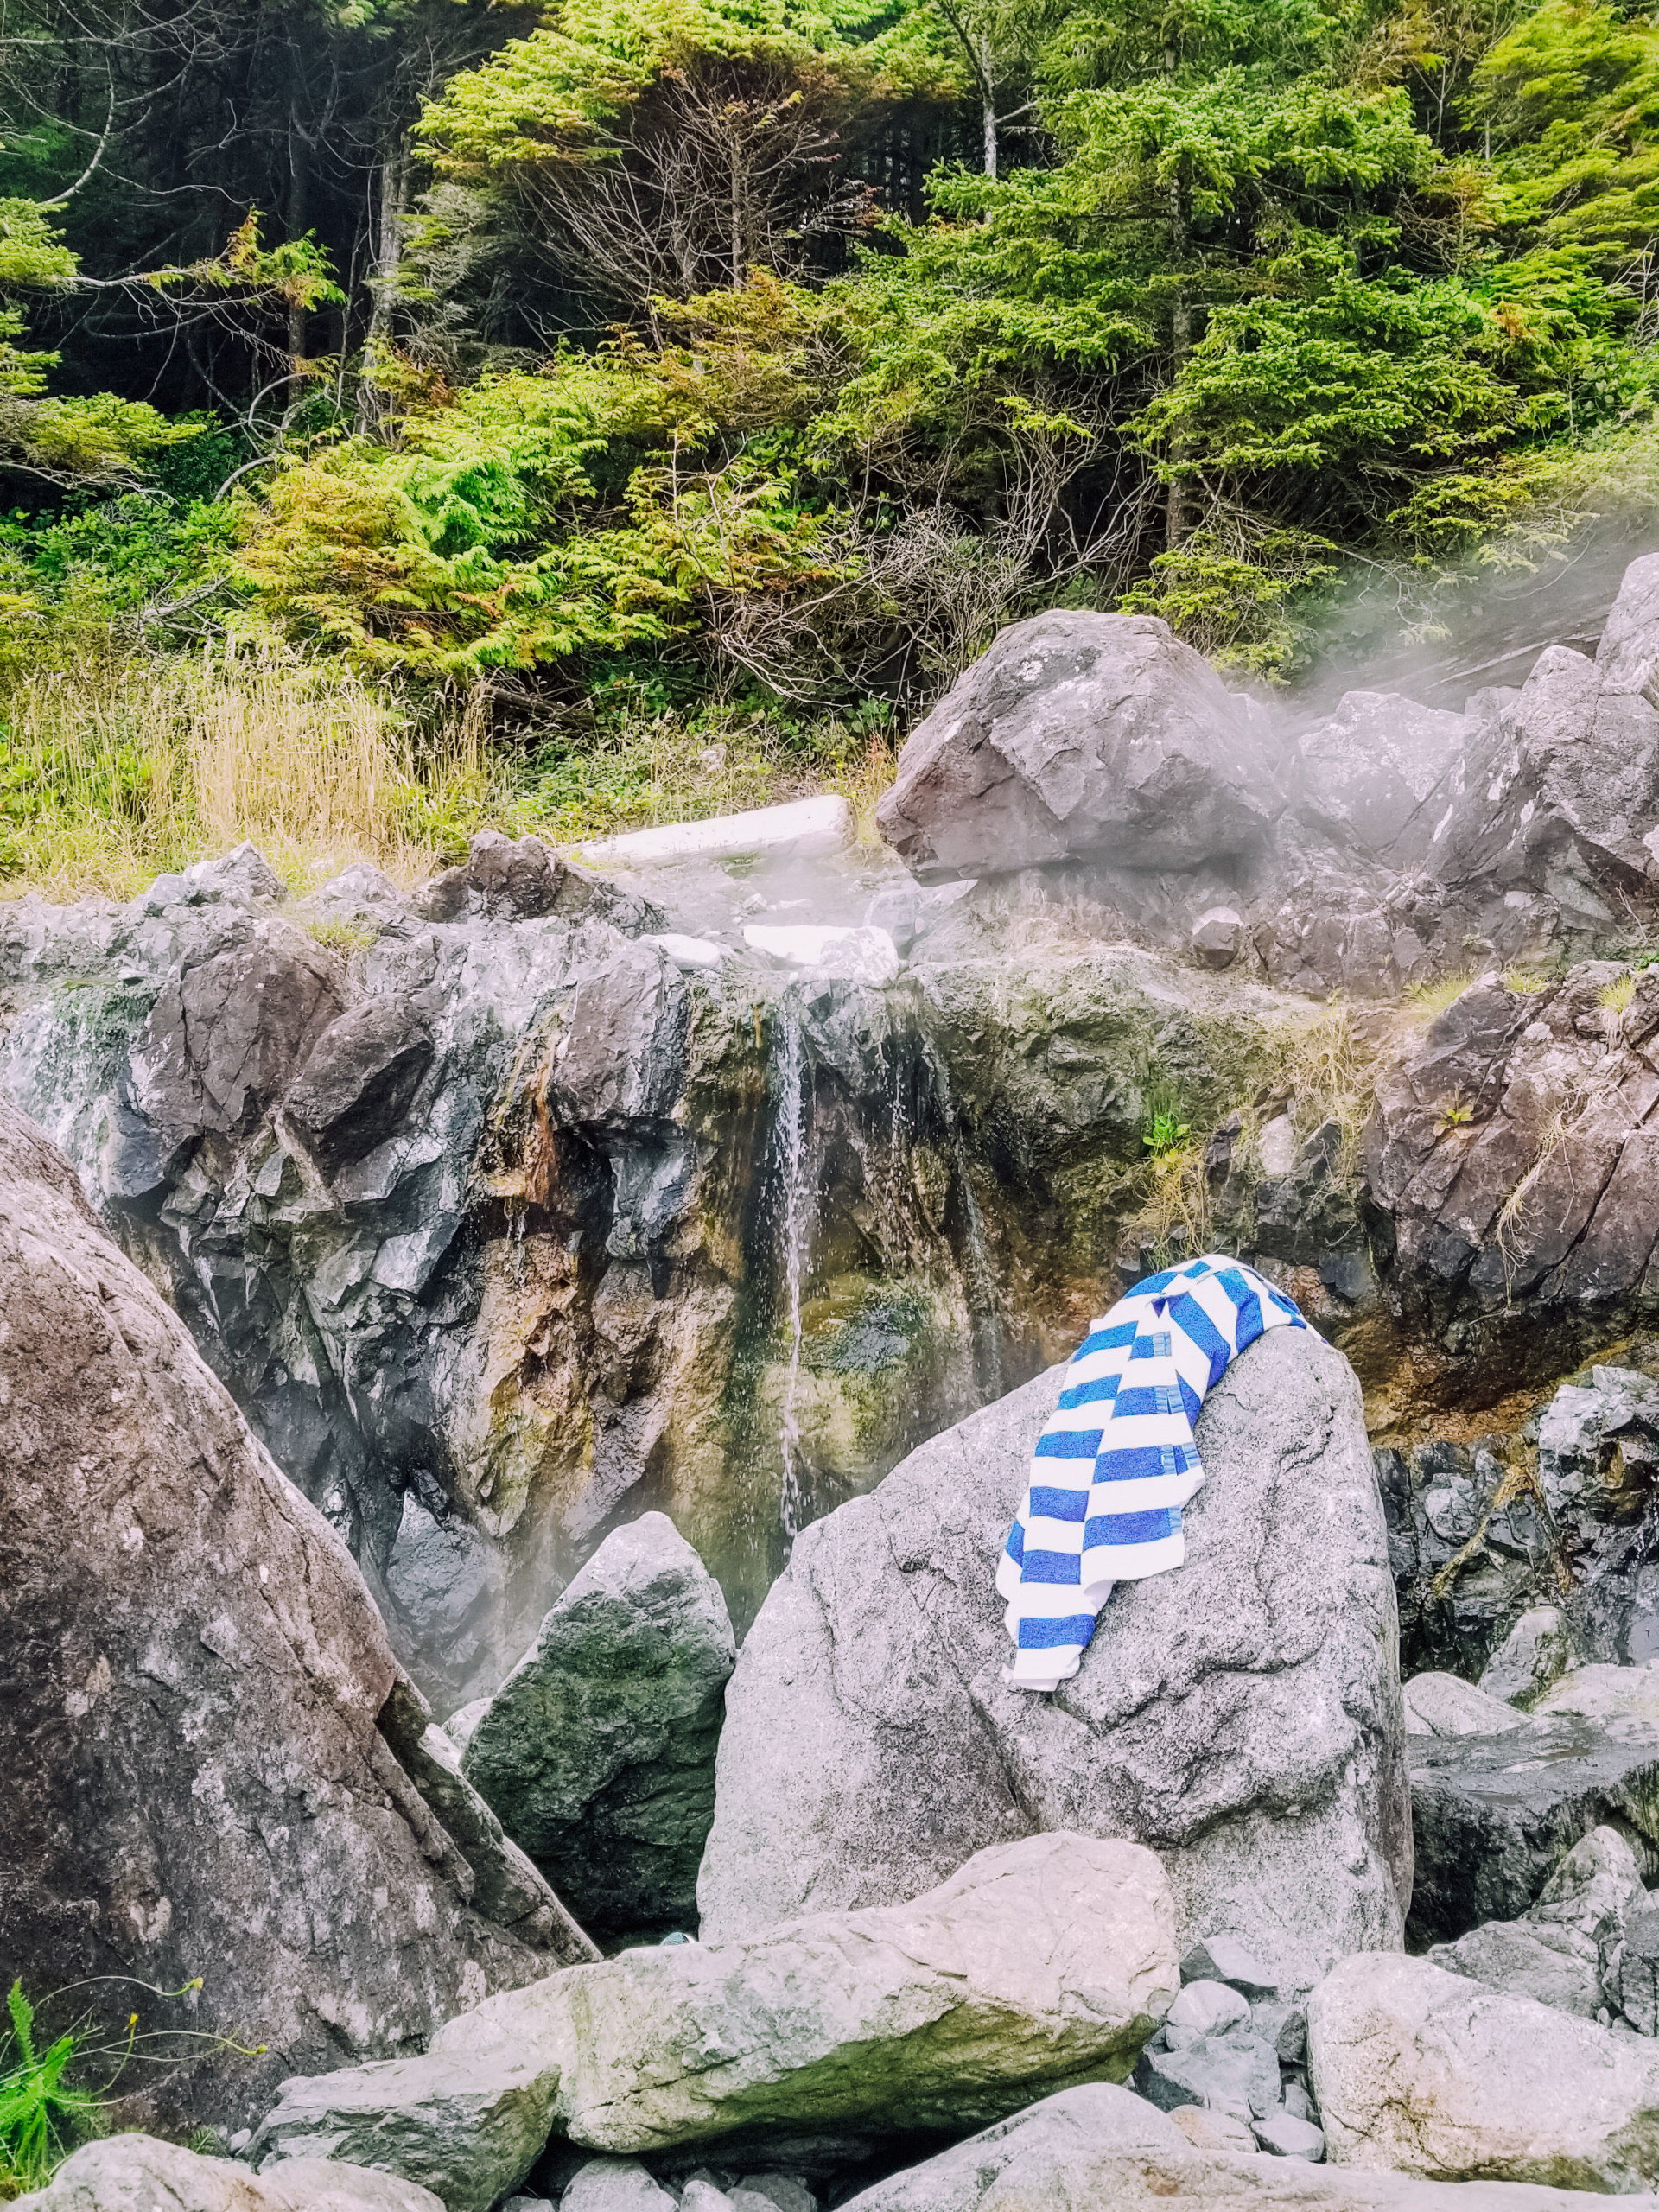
[{"left": 0, "top": 652, "right": 498, "bottom": 902}]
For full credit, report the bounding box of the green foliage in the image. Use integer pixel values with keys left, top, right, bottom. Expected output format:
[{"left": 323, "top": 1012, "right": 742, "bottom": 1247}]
[
  {"left": 0, "top": 1982, "right": 103, "bottom": 2193},
  {"left": 1143, "top": 1106, "right": 1192, "bottom": 1156}
]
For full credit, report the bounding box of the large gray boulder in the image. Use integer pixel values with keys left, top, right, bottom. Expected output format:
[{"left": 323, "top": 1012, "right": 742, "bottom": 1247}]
[
  {"left": 251, "top": 1831, "right": 1176, "bottom": 2178},
  {"left": 13, "top": 2136, "right": 444, "bottom": 2211},
  {"left": 696, "top": 1325, "right": 1410, "bottom": 1993},
  {"left": 0, "top": 1101, "right": 591, "bottom": 2138},
  {"left": 1307, "top": 1950, "right": 1659, "bottom": 2189},
  {"left": 1426, "top": 1824, "right": 1643, "bottom": 2020},
  {"left": 245, "top": 2047, "right": 563, "bottom": 2212},
  {"left": 1293, "top": 691, "right": 1472, "bottom": 868},
  {"left": 874, "top": 611, "right": 1284, "bottom": 880},
  {"left": 834, "top": 2082, "right": 1658, "bottom": 2211},
  {"left": 1408, "top": 1715, "right": 1659, "bottom": 1942},
  {"left": 461, "top": 1512, "right": 735, "bottom": 1938}
]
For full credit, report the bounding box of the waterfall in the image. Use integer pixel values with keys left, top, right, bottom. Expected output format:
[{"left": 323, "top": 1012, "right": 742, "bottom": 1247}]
[
  {"left": 770, "top": 985, "right": 813, "bottom": 1536},
  {"left": 951, "top": 1130, "right": 1003, "bottom": 1400}
]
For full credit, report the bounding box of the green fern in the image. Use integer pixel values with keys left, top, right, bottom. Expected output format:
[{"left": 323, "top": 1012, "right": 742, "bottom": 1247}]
[{"left": 0, "top": 1982, "right": 101, "bottom": 2191}]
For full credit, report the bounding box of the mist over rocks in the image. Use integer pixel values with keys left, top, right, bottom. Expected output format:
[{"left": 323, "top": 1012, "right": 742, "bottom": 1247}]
[
  {"left": 874, "top": 609, "right": 1285, "bottom": 880},
  {"left": 874, "top": 550, "right": 1659, "bottom": 1002},
  {"left": 0, "top": 1098, "right": 588, "bottom": 2140}
]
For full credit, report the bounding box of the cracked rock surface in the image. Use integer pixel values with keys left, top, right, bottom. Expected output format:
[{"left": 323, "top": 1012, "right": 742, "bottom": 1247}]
[{"left": 696, "top": 1325, "right": 1410, "bottom": 1993}]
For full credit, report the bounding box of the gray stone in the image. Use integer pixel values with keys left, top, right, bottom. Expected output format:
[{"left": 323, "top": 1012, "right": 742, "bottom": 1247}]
[
  {"left": 411, "top": 831, "right": 661, "bottom": 933},
  {"left": 132, "top": 921, "right": 346, "bottom": 1153},
  {"left": 1167, "top": 2104, "right": 1259, "bottom": 2153},
  {"left": 500, "top": 2199, "right": 556, "bottom": 2212},
  {"left": 875, "top": 610, "right": 1285, "bottom": 880},
  {"left": 560, "top": 2160, "right": 676, "bottom": 2212},
  {"left": 679, "top": 2187, "right": 735, "bottom": 2212},
  {"left": 1283, "top": 2077, "right": 1317, "bottom": 2122},
  {"left": 1594, "top": 549, "right": 1659, "bottom": 701},
  {"left": 434, "top": 1830, "right": 1177, "bottom": 2156},
  {"left": 1190, "top": 906, "right": 1243, "bottom": 969},
  {"left": 462, "top": 1512, "right": 735, "bottom": 1938},
  {"left": 1135, "top": 2024, "right": 1283, "bottom": 2120},
  {"left": 282, "top": 996, "right": 435, "bottom": 1177},
  {"left": 1294, "top": 691, "right": 1471, "bottom": 868},
  {"left": 1307, "top": 1949, "right": 1659, "bottom": 2189},
  {"left": 1408, "top": 1715, "right": 1659, "bottom": 1942},
  {"left": 385, "top": 1491, "right": 507, "bottom": 1671},
  {"left": 249, "top": 2050, "right": 559, "bottom": 2212},
  {"left": 1479, "top": 1610, "right": 1578, "bottom": 1708},
  {"left": 1621, "top": 1901, "right": 1659, "bottom": 2034},
  {"left": 697, "top": 1327, "right": 1409, "bottom": 1995},
  {"left": 1164, "top": 1979, "right": 1249, "bottom": 2047},
  {"left": 0, "top": 1102, "right": 575, "bottom": 2139},
  {"left": 1250, "top": 1997, "right": 1308, "bottom": 2063},
  {"left": 734, "top": 2179, "right": 814, "bottom": 2212},
  {"left": 1535, "top": 1661, "right": 1659, "bottom": 1736},
  {"left": 1427, "top": 1818, "right": 1644, "bottom": 2024},
  {"left": 1402, "top": 1671, "right": 1529, "bottom": 1737},
  {"left": 11, "top": 2137, "right": 443, "bottom": 2211},
  {"left": 1180, "top": 1935, "right": 1279, "bottom": 1996},
  {"left": 831, "top": 2081, "right": 1639, "bottom": 2210},
  {"left": 307, "top": 861, "right": 408, "bottom": 923},
  {"left": 1255, "top": 2112, "right": 1326, "bottom": 2161}
]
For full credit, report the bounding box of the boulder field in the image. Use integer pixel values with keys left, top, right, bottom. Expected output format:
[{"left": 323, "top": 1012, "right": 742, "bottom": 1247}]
[{"left": 25, "top": 553, "right": 1659, "bottom": 2209}]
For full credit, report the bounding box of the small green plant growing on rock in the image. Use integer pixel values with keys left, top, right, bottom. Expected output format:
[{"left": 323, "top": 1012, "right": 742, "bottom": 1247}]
[
  {"left": 0, "top": 1980, "right": 106, "bottom": 2194},
  {"left": 1599, "top": 973, "right": 1637, "bottom": 1018},
  {"left": 1436, "top": 1091, "right": 1476, "bottom": 1134},
  {"left": 1503, "top": 966, "right": 1551, "bottom": 995},
  {"left": 1143, "top": 1108, "right": 1192, "bottom": 1159},
  {"left": 306, "top": 918, "right": 379, "bottom": 954}
]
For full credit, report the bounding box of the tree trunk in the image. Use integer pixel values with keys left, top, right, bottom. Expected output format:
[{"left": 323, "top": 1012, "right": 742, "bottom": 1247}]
[
  {"left": 287, "top": 101, "right": 309, "bottom": 363},
  {"left": 732, "top": 138, "right": 744, "bottom": 288},
  {"left": 357, "top": 143, "right": 407, "bottom": 432},
  {"left": 1166, "top": 173, "right": 1192, "bottom": 550},
  {"left": 982, "top": 35, "right": 996, "bottom": 178}
]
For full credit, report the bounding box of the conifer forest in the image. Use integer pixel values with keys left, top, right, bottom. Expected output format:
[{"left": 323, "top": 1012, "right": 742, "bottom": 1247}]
[{"left": 3, "top": 0, "right": 1659, "bottom": 882}]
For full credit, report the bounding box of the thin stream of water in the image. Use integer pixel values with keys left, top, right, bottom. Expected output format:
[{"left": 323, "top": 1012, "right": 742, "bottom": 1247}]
[{"left": 772, "top": 986, "right": 813, "bottom": 1536}]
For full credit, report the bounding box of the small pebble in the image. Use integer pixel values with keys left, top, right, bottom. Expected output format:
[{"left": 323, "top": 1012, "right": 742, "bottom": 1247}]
[
  {"left": 1167, "top": 2104, "right": 1258, "bottom": 2154},
  {"left": 1181, "top": 1934, "right": 1278, "bottom": 1996},
  {"left": 1253, "top": 2112, "right": 1326, "bottom": 2162},
  {"left": 1165, "top": 1979, "right": 1250, "bottom": 2049}
]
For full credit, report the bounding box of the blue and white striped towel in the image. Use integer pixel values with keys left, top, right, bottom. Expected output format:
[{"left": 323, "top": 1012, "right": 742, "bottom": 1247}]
[{"left": 997, "top": 1255, "right": 1306, "bottom": 1691}]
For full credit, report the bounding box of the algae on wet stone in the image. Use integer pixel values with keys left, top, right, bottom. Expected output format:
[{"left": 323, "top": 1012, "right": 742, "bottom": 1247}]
[{"left": 461, "top": 1514, "right": 735, "bottom": 1941}]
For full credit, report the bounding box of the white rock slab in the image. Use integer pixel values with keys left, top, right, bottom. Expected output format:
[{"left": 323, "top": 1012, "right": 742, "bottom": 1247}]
[
  {"left": 577, "top": 796, "right": 851, "bottom": 866},
  {"left": 645, "top": 933, "right": 728, "bottom": 971},
  {"left": 741, "top": 924, "right": 899, "bottom": 982},
  {"left": 1534, "top": 1661, "right": 1659, "bottom": 1736},
  {"left": 1402, "top": 1670, "right": 1529, "bottom": 1737}
]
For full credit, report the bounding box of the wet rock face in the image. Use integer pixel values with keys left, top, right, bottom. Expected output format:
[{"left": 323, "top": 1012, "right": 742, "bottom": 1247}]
[
  {"left": 0, "top": 1100, "right": 569, "bottom": 2137},
  {"left": 1365, "top": 961, "right": 1659, "bottom": 1373},
  {"left": 0, "top": 837, "right": 1307, "bottom": 1700},
  {"left": 874, "top": 610, "right": 1284, "bottom": 880},
  {"left": 697, "top": 1326, "right": 1410, "bottom": 1994}
]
